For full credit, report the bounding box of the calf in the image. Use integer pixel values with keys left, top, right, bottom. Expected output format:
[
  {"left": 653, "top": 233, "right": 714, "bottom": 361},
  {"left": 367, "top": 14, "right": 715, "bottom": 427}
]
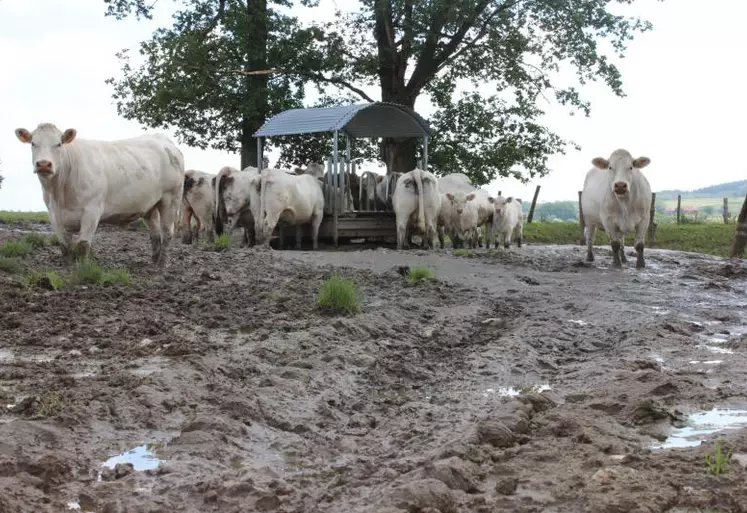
[
  {"left": 581, "top": 149, "right": 652, "bottom": 268},
  {"left": 392, "top": 168, "right": 440, "bottom": 250},
  {"left": 489, "top": 196, "right": 523, "bottom": 249},
  {"left": 250, "top": 168, "right": 325, "bottom": 249},
  {"left": 213, "top": 165, "right": 260, "bottom": 247},
  {"left": 181, "top": 169, "right": 216, "bottom": 244},
  {"left": 15, "top": 123, "right": 184, "bottom": 266}
]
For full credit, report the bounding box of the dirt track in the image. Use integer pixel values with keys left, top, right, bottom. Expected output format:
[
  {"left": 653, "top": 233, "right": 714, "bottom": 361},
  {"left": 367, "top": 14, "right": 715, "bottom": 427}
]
[{"left": 2, "top": 223, "right": 747, "bottom": 513}]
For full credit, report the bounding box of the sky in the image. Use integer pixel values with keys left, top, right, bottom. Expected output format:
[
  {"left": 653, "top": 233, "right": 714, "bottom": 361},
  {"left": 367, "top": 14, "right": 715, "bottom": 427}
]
[{"left": 1, "top": 0, "right": 746, "bottom": 212}]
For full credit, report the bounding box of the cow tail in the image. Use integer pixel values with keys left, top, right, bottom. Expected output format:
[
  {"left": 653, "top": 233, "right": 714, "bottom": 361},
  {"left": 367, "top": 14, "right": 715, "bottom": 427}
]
[
  {"left": 259, "top": 169, "right": 269, "bottom": 235},
  {"left": 414, "top": 169, "right": 426, "bottom": 234},
  {"left": 213, "top": 169, "right": 228, "bottom": 235}
]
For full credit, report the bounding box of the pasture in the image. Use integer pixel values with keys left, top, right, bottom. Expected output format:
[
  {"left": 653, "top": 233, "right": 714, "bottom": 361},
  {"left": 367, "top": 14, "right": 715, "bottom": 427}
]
[{"left": 1, "top": 218, "right": 747, "bottom": 512}]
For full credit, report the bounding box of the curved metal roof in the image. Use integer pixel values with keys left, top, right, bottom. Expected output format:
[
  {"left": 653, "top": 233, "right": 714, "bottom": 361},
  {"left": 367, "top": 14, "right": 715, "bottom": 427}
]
[{"left": 253, "top": 102, "right": 432, "bottom": 138}]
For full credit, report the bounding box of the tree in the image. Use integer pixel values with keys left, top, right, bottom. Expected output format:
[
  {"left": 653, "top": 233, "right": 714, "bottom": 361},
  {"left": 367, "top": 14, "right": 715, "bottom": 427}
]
[
  {"left": 315, "top": 0, "right": 661, "bottom": 183},
  {"left": 103, "top": 0, "right": 378, "bottom": 169}
]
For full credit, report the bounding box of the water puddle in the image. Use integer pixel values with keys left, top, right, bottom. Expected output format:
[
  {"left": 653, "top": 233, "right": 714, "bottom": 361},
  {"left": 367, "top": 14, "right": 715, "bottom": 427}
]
[
  {"left": 567, "top": 319, "right": 588, "bottom": 326},
  {"left": 653, "top": 407, "right": 747, "bottom": 449},
  {"left": 483, "top": 384, "right": 552, "bottom": 397},
  {"left": 97, "top": 444, "right": 163, "bottom": 480}
]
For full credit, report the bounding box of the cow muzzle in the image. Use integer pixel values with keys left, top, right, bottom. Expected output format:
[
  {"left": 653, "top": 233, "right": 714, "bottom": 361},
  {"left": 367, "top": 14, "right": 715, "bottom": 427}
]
[
  {"left": 35, "top": 160, "right": 54, "bottom": 176},
  {"left": 613, "top": 181, "right": 629, "bottom": 195}
]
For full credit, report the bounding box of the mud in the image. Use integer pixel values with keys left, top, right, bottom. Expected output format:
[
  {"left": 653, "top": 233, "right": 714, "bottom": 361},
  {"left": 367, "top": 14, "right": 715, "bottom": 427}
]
[{"left": 1, "top": 223, "right": 747, "bottom": 513}]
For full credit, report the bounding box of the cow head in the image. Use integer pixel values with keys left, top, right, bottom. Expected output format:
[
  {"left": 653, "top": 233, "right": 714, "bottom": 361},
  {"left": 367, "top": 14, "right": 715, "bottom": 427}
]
[
  {"left": 445, "top": 191, "right": 476, "bottom": 216},
  {"left": 488, "top": 195, "right": 513, "bottom": 218},
  {"left": 592, "top": 149, "right": 651, "bottom": 197},
  {"left": 15, "top": 123, "right": 77, "bottom": 178}
]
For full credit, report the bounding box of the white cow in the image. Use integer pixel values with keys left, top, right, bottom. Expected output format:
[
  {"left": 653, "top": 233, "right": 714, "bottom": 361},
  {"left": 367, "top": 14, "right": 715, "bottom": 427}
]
[
  {"left": 250, "top": 168, "right": 325, "bottom": 249},
  {"left": 581, "top": 149, "right": 652, "bottom": 269},
  {"left": 489, "top": 196, "right": 524, "bottom": 249},
  {"left": 15, "top": 123, "right": 184, "bottom": 266},
  {"left": 376, "top": 172, "right": 402, "bottom": 211},
  {"left": 442, "top": 188, "right": 495, "bottom": 249},
  {"left": 213, "top": 165, "right": 260, "bottom": 247},
  {"left": 180, "top": 169, "right": 215, "bottom": 244},
  {"left": 392, "top": 168, "right": 440, "bottom": 250},
  {"left": 293, "top": 162, "right": 325, "bottom": 180}
]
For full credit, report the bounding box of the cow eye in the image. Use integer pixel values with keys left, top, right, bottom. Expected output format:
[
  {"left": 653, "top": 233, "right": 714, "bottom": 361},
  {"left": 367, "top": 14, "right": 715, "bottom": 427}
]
[{"left": 56, "top": 143, "right": 62, "bottom": 148}]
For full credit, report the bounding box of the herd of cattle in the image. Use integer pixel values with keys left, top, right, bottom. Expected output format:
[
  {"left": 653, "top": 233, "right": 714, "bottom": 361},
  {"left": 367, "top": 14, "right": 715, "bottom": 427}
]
[{"left": 13, "top": 123, "right": 654, "bottom": 269}]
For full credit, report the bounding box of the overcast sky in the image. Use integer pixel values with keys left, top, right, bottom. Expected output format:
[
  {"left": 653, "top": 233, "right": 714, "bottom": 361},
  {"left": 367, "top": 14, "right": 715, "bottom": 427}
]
[{"left": 1, "top": 0, "right": 745, "bottom": 212}]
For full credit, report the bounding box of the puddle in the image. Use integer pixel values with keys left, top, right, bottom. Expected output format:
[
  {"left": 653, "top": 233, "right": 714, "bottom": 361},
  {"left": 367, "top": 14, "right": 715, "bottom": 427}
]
[
  {"left": 567, "top": 319, "right": 588, "bottom": 326},
  {"left": 98, "top": 444, "right": 162, "bottom": 480},
  {"left": 653, "top": 407, "right": 747, "bottom": 449},
  {"left": 484, "top": 384, "right": 552, "bottom": 397}
]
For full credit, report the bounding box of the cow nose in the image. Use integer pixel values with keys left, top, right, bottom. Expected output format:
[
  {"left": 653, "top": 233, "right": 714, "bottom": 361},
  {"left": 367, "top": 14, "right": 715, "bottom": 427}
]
[
  {"left": 614, "top": 181, "right": 628, "bottom": 194},
  {"left": 457, "top": 209, "right": 463, "bottom": 214},
  {"left": 36, "top": 160, "right": 52, "bottom": 173}
]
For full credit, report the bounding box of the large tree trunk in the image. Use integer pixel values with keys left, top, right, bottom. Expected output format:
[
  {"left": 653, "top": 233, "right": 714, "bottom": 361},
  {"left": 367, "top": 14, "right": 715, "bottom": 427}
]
[
  {"left": 240, "top": 0, "right": 268, "bottom": 170},
  {"left": 379, "top": 90, "right": 419, "bottom": 174}
]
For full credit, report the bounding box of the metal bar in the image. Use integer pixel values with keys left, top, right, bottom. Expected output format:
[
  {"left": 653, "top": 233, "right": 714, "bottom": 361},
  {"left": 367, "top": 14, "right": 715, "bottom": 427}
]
[
  {"left": 333, "top": 130, "right": 340, "bottom": 247},
  {"left": 256, "top": 138, "right": 263, "bottom": 170},
  {"left": 423, "top": 137, "right": 429, "bottom": 171}
]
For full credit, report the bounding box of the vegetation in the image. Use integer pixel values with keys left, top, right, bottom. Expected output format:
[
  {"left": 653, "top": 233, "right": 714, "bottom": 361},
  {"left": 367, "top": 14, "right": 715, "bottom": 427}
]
[
  {"left": 213, "top": 233, "right": 232, "bottom": 252},
  {"left": 0, "top": 211, "right": 49, "bottom": 224},
  {"left": 657, "top": 180, "right": 747, "bottom": 201},
  {"left": 316, "top": 275, "right": 362, "bottom": 315},
  {"left": 22, "top": 269, "right": 66, "bottom": 291},
  {"left": 522, "top": 221, "right": 736, "bottom": 257},
  {"left": 705, "top": 441, "right": 733, "bottom": 475},
  {"left": 0, "top": 240, "right": 34, "bottom": 259},
  {"left": 408, "top": 266, "right": 435, "bottom": 285},
  {"left": 0, "top": 257, "right": 22, "bottom": 274},
  {"left": 70, "top": 260, "right": 132, "bottom": 287},
  {"left": 453, "top": 249, "right": 474, "bottom": 258},
  {"left": 103, "top": 0, "right": 659, "bottom": 183}
]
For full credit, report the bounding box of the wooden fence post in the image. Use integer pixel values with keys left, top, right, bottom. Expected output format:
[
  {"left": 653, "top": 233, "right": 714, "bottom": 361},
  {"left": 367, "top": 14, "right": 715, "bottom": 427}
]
[
  {"left": 730, "top": 192, "right": 747, "bottom": 259},
  {"left": 527, "top": 185, "right": 541, "bottom": 223},
  {"left": 676, "top": 195, "right": 682, "bottom": 224},
  {"left": 723, "top": 197, "right": 729, "bottom": 224},
  {"left": 647, "top": 192, "right": 657, "bottom": 242},
  {"left": 578, "top": 191, "right": 586, "bottom": 245}
]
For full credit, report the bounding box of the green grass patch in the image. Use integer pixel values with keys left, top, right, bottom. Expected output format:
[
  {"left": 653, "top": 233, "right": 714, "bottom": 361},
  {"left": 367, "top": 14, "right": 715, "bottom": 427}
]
[
  {"left": 70, "top": 260, "right": 132, "bottom": 287},
  {"left": 0, "top": 211, "right": 49, "bottom": 224},
  {"left": 213, "top": 233, "right": 232, "bottom": 252},
  {"left": 48, "top": 233, "right": 60, "bottom": 246},
  {"left": 22, "top": 269, "right": 66, "bottom": 290},
  {"left": 453, "top": 248, "right": 474, "bottom": 258},
  {"left": 0, "top": 240, "right": 33, "bottom": 258},
  {"left": 19, "top": 233, "right": 48, "bottom": 248},
  {"left": 705, "top": 441, "right": 733, "bottom": 475},
  {"left": 408, "top": 265, "right": 435, "bottom": 284},
  {"left": 522, "top": 221, "right": 736, "bottom": 257},
  {"left": 316, "top": 275, "right": 361, "bottom": 315},
  {"left": 0, "top": 257, "right": 22, "bottom": 274}
]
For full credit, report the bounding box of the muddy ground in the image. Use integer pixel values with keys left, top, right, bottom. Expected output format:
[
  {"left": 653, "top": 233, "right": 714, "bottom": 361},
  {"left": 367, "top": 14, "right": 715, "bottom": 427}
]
[{"left": 1, "top": 222, "right": 747, "bottom": 513}]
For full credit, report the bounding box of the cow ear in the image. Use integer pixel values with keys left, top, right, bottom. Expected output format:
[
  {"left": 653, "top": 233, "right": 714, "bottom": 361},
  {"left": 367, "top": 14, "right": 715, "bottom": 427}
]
[
  {"left": 506, "top": 197, "right": 513, "bottom": 203},
  {"left": 633, "top": 157, "right": 651, "bottom": 169},
  {"left": 592, "top": 157, "right": 609, "bottom": 169},
  {"left": 15, "top": 128, "right": 32, "bottom": 143},
  {"left": 446, "top": 193, "right": 454, "bottom": 201},
  {"left": 488, "top": 196, "right": 495, "bottom": 204},
  {"left": 466, "top": 193, "right": 476, "bottom": 201},
  {"left": 61, "top": 128, "right": 77, "bottom": 145}
]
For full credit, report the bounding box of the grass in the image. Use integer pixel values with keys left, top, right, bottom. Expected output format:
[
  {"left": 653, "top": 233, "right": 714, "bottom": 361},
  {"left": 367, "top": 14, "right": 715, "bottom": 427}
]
[
  {"left": 408, "top": 265, "right": 435, "bottom": 284},
  {"left": 0, "top": 240, "right": 33, "bottom": 258},
  {"left": 0, "top": 257, "right": 22, "bottom": 274},
  {"left": 213, "top": 233, "right": 232, "bottom": 252},
  {"left": 37, "top": 391, "right": 62, "bottom": 417},
  {"left": 522, "top": 221, "right": 736, "bottom": 257},
  {"left": 70, "top": 260, "right": 132, "bottom": 287},
  {"left": 316, "top": 275, "right": 362, "bottom": 315},
  {"left": 453, "top": 248, "right": 474, "bottom": 258},
  {"left": 23, "top": 269, "right": 66, "bottom": 290},
  {"left": 705, "top": 441, "right": 733, "bottom": 475},
  {"left": 0, "top": 211, "right": 49, "bottom": 224}
]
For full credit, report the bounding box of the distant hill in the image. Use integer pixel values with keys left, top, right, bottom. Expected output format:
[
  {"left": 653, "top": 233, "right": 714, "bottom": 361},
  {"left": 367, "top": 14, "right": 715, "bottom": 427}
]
[{"left": 656, "top": 180, "right": 747, "bottom": 201}]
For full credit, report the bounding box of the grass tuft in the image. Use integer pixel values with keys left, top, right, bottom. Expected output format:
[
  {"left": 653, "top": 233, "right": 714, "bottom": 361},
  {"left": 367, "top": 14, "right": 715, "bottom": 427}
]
[
  {"left": 408, "top": 265, "right": 435, "bottom": 285},
  {"left": 316, "top": 275, "right": 362, "bottom": 315},
  {"left": 214, "top": 233, "right": 232, "bottom": 252},
  {"left": 71, "top": 260, "right": 131, "bottom": 287},
  {"left": 19, "top": 233, "right": 47, "bottom": 248},
  {"left": 0, "top": 257, "right": 23, "bottom": 274},
  {"left": 23, "top": 269, "right": 66, "bottom": 290},
  {"left": 705, "top": 440, "right": 733, "bottom": 475},
  {"left": 0, "top": 241, "right": 33, "bottom": 258},
  {"left": 454, "top": 248, "right": 474, "bottom": 258}
]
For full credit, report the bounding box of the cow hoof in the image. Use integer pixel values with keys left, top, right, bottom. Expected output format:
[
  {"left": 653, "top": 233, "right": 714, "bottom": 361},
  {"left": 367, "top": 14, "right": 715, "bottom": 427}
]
[{"left": 636, "top": 260, "right": 646, "bottom": 269}]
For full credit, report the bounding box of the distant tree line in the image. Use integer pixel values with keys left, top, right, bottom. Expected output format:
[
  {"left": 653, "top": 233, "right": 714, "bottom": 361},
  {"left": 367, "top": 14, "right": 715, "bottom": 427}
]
[{"left": 656, "top": 180, "right": 746, "bottom": 201}]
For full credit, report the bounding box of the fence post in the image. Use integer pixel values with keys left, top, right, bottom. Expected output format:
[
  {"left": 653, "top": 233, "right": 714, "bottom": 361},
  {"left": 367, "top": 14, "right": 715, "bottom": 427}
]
[
  {"left": 578, "top": 191, "right": 586, "bottom": 245},
  {"left": 730, "top": 192, "right": 747, "bottom": 259},
  {"left": 723, "top": 197, "right": 729, "bottom": 224},
  {"left": 647, "top": 192, "right": 657, "bottom": 242},
  {"left": 527, "top": 185, "right": 541, "bottom": 223},
  {"left": 676, "top": 195, "right": 682, "bottom": 224}
]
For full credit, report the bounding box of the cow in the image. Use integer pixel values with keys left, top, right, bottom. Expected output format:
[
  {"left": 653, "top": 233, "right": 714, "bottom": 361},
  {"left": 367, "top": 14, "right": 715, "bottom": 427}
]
[
  {"left": 180, "top": 169, "right": 216, "bottom": 244},
  {"left": 489, "top": 196, "right": 523, "bottom": 249},
  {"left": 377, "top": 172, "right": 402, "bottom": 210},
  {"left": 212, "top": 165, "right": 260, "bottom": 247},
  {"left": 581, "top": 149, "right": 652, "bottom": 269},
  {"left": 292, "top": 162, "right": 325, "bottom": 180},
  {"left": 14, "top": 123, "right": 184, "bottom": 266},
  {"left": 442, "top": 188, "right": 495, "bottom": 249},
  {"left": 359, "top": 171, "right": 385, "bottom": 211},
  {"left": 392, "top": 168, "right": 440, "bottom": 250},
  {"left": 250, "top": 168, "right": 325, "bottom": 249},
  {"left": 436, "top": 173, "right": 474, "bottom": 249}
]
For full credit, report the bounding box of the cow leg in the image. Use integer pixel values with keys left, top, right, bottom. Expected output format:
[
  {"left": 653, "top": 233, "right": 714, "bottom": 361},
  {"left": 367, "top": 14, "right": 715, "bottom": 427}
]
[
  {"left": 437, "top": 225, "right": 445, "bottom": 249},
  {"left": 75, "top": 209, "right": 102, "bottom": 261},
  {"left": 311, "top": 210, "right": 323, "bottom": 250},
  {"left": 144, "top": 206, "right": 163, "bottom": 263},
  {"left": 193, "top": 215, "right": 202, "bottom": 243},
  {"left": 396, "top": 222, "right": 408, "bottom": 250},
  {"left": 516, "top": 223, "right": 523, "bottom": 248},
  {"left": 504, "top": 231, "right": 511, "bottom": 250},
  {"left": 181, "top": 206, "right": 193, "bottom": 244},
  {"left": 609, "top": 229, "right": 624, "bottom": 268},
  {"left": 155, "top": 192, "right": 179, "bottom": 267},
  {"left": 634, "top": 222, "right": 647, "bottom": 269},
  {"left": 619, "top": 241, "right": 628, "bottom": 264},
  {"left": 585, "top": 226, "right": 596, "bottom": 262},
  {"left": 295, "top": 225, "right": 303, "bottom": 250}
]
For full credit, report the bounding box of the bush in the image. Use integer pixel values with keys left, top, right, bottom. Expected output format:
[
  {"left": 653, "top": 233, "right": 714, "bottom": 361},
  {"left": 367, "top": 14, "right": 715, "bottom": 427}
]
[{"left": 316, "top": 275, "right": 361, "bottom": 315}]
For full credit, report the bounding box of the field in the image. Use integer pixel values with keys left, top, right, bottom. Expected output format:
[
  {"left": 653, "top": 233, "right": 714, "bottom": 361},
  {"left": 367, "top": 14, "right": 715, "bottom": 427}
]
[
  {"left": 658, "top": 196, "right": 746, "bottom": 210},
  {"left": 1, "top": 217, "right": 747, "bottom": 513}
]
